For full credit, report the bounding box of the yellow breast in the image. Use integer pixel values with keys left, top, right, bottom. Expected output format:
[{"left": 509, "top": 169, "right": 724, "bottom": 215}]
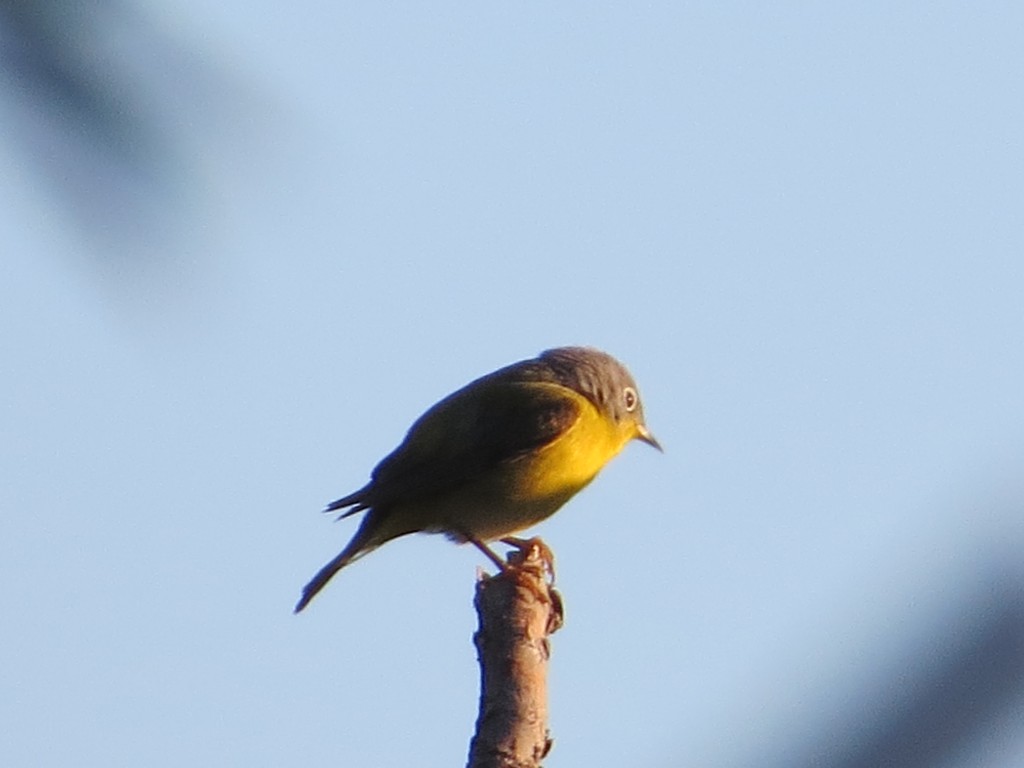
[
  {"left": 510, "top": 392, "right": 626, "bottom": 501},
  {"left": 420, "top": 390, "right": 631, "bottom": 540}
]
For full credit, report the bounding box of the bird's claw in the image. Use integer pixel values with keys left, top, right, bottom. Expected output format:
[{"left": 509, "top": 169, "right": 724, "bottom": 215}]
[{"left": 500, "top": 536, "right": 556, "bottom": 586}]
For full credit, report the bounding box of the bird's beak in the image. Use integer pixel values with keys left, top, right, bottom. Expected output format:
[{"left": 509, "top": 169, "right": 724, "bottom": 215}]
[{"left": 635, "top": 424, "right": 663, "bottom": 452}]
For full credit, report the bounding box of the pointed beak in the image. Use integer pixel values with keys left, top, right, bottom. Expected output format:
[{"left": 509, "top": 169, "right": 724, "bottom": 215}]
[{"left": 635, "top": 424, "right": 663, "bottom": 452}]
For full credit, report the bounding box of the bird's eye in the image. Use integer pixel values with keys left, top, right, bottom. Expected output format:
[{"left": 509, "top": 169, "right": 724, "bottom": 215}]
[{"left": 623, "top": 386, "right": 638, "bottom": 412}]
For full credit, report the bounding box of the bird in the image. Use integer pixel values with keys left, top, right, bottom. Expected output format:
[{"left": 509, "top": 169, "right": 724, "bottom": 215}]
[{"left": 295, "top": 346, "right": 660, "bottom": 612}]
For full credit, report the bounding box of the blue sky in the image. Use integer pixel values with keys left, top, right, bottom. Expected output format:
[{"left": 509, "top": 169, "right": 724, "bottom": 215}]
[{"left": 3, "top": 3, "right": 1023, "bottom": 766}]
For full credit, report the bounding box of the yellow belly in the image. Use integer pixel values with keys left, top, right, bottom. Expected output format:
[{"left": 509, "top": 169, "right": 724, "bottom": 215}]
[{"left": 408, "top": 395, "right": 629, "bottom": 541}]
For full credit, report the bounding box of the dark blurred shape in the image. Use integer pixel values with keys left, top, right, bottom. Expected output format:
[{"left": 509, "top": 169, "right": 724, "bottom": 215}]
[
  {"left": 1, "top": 1, "right": 166, "bottom": 174},
  {"left": 793, "top": 576, "right": 1024, "bottom": 768},
  {"left": 0, "top": 0, "right": 253, "bottom": 287},
  {"left": 1, "top": 0, "right": 181, "bottom": 252}
]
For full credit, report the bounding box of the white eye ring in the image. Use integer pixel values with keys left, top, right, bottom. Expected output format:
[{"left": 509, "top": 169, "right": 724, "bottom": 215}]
[{"left": 623, "top": 386, "right": 638, "bottom": 412}]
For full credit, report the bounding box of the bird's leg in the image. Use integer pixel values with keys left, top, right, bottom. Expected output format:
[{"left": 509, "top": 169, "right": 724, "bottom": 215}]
[
  {"left": 500, "top": 536, "right": 556, "bottom": 586},
  {"left": 468, "top": 537, "right": 509, "bottom": 572}
]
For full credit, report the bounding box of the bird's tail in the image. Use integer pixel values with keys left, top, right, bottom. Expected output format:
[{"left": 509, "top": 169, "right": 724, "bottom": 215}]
[
  {"left": 294, "top": 511, "right": 384, "bottom": 613},
  {"left": 294, "top": 549, "right": 357, "bottom": 613},
  {"left": 324, "top": 484, "right": 371, "bottom": 517}
]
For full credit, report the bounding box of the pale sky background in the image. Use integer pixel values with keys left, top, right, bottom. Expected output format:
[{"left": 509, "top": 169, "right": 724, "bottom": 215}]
[{"left": 2, "top": 3, "right": 1023, "bottom": 767}]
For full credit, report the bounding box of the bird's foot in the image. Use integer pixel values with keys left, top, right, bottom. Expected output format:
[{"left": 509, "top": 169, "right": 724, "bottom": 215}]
[
  {"left": 498, "top": 537, "right": 562, "bottom": 628},
  {"left": 500, "top": 536, "right": 556, "bottom": 586},
  {"left": 469, "top": 536, "right": 558, "bottom": 607}
]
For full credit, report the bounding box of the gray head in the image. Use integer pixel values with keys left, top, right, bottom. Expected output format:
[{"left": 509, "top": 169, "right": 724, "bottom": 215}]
[{"left": 538, "top": 346, "right": 661, "bottom": 450}]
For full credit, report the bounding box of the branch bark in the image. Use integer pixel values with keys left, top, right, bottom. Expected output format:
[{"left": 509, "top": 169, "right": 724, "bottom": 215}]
[{"left": 466, "top": 540, "right": 564, "bottom": 768}]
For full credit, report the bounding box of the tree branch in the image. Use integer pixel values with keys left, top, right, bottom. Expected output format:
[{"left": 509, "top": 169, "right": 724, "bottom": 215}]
[{"left": 466, "top": 540, "right": 564, "bottom": 768}]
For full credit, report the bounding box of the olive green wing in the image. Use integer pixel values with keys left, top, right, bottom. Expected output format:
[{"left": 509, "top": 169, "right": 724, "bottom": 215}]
[{"left": 361, "top": 380, "right": 581, "bottom": 509}]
